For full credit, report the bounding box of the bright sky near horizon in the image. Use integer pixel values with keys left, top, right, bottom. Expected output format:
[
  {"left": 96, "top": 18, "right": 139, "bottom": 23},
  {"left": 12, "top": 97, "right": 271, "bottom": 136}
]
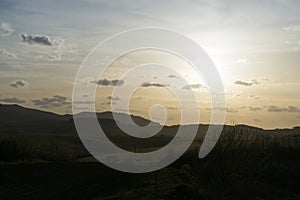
[{"left": 1, "top": 0, "right": 300, "bottom": 129}]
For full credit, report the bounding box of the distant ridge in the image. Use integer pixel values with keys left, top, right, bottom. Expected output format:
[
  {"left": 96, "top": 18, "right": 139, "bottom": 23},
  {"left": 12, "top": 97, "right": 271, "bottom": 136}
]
[{"left": 0, "top": 104, "right": 299, "bottom": 135}]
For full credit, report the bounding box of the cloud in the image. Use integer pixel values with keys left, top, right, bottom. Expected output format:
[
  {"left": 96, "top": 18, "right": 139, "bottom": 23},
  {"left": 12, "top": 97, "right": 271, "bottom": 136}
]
[
  {"left": 34, "top": 54, "right": 61, "bottom": 61},
  {"left": 168, "top": 74, "right": 178, "bottom": 79},
  {"left": 72, "top": 100, "right": 95, "bottom": 105},
  {"left": 253, "top": 118, "right": 262, "bottom": 123},
  {"left": 0, "top": 22, "right": 14, "bottom": 36},
  {"left": 267, "top": 105, "right": 300, "bottom": 113},
  {"left": 249, "top": 106, "right": 263, "bottom": 111},
  {"left": 32, "top": 95, "right": 70, "bottom": 108},
  {"left": 248, "top": 95, "right": 260, "bottom": 100},
  {"left": 283, "top": 25, "right": 300, "bottom": 32},
  {"left": 167, "top": 106, "right": 178, "bottom": 110},
  {"left": 0, "top": 48, "right": 16, "bottom": 58},
  {"left": 106, "top": 96, "right": 120, "bottom": 105},
  {"left": 9, "top": 80, "right": 29, "bottom": 88},
  {"left": 234, "top": 80, "right": 259, "bottom": 87},
  {"left": 20, "top": 33, "right": 54, "bottom": 46},
  {"left": 0, "top": 97, "right": 26, "bottom": 104},
  {"left": 91, "top": 79, "right": 124, "bottom": 86},
  {"left": 141, "top": 82, "right": 166, "bottom": 87},
  {"left": 134, "top": 96, "right": 145, "bottom": 100},
  {"left": 207, "top": 107, "right": 238, "bottom": 113},
  {"left": 235, "top": 58, "right": 264, "bottom": 65},
  {"left": 182, "top": 84, "right": 202, "bottom": 90},
  {"left": 107, "top": 96, "right": 120, "bottom": 101}
]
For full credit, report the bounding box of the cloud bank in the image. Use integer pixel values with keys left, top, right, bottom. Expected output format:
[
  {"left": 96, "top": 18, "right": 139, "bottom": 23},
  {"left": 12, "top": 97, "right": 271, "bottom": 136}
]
[
  {"left": 0, "top": 97, "right": 26, "bottom": 104},
  {"left": 268, "top": 105, "right": 300, "bottom": 113},
  {"left": 32, "top": 95, "right": 70, "bottom": 108}
]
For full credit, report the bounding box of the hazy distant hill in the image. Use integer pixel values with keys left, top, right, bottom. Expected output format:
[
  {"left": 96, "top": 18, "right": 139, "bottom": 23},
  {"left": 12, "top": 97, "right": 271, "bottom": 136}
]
[
  {"left": 1, "top": 104, "right": 300, "bottom": 200},
  {"left": 0, "top": 104, "right": 158, "bottom": 135},
  {"left": 0, "top": 104, "right": 71, "bottom": 134},
  {"left": 1, "top": 103, "right": 299, "bottom": 137}
]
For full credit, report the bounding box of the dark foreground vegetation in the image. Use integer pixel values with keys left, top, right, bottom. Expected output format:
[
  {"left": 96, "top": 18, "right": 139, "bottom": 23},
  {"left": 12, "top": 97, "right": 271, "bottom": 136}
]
[{"left": 0, "top": 104, "right": 300, "bottom": 199}]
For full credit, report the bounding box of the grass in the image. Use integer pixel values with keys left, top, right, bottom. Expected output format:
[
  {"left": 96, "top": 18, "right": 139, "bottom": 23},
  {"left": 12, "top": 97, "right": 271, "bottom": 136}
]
[{"left": 0, "top": 124, "right": 299, "bottom": 199}]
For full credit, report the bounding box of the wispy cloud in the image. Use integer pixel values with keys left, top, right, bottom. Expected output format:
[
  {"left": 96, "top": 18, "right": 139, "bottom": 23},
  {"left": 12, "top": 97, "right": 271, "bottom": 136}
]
[
  {"left": 249, "top": 106, "right": 263, "bottom": 112},
  {"left": 0, "top": 22, "right": 14, "bottom": 36},
  {"left": 32, "top": 95, "right": 70, "bottom": 108},
  {"left": 168, "top": 74, "right": 178, "bottom": 79},
  {"left": 34, "top": 54, "right": 61, "bottom": 62},
  {"left": 207, "top": 107, "right": 239, "bottom": 113},
  {"left": 268, "top": 105, "right": 300, "bottom": 113},
  {"left": 182, "top": 84, "right": 202, "bottom": 90},
  {"left": 0, "top": 48, "right": 16, "bottom": 58},
  {"left": 283, "top": 25, "right": 300, "bottom": 32},
  {"left": 0, "top": 97, "right": 26, "bottom": 104},
  {"left": 248, "top": 95, "right": 260, "bottom": 100},
  {"left": 9, "top": 80, "right": 29, "bottom": 88},
  {"left": 234, "top": 80, "right": 259, "bottom": 87},
  {"left": 167, "top": 106, "right": 178, "bottom": 110},
  {"left": 72, "top": 100, "right": 95, "bottom": 105},
  {"left": 253, "top": 118, "right": 262, "bottom": 123}
]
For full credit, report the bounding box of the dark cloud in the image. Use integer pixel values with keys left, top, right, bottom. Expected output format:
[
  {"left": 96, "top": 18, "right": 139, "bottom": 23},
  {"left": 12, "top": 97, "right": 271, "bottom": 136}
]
[
  {"left": 107, "top": 96, "right": 120, "bottom": 101},
  {"left": 141, "top": 82, "right": 166, "bottom": 87},
  {"left": 9, "top": 80, "right": 28, "bottom": 88},
  {"left": 249, "top": 106, "right": 263, "bottom": 112},
  {"left": 106, "top": 101, "right": 117, "bottom": 105},
  {"left": 0, "top": 97, "right": 26, "bottom": 104},
  {"left": 234, "top": 80, "right": 259, "bottom": 87},
  {"left": 91, "top": 79, "right": 124, "bottom": 86},
  {"left": 32, "top": 95, "right": 70, "bottom": 108},
  {"left": 0, "top": 22, "right": 14, "bottom": 36},
  {"left": 167, "top": 106, "right": 178, "bottom": 110},
  {"left": 267, "top": 105, "right": 300, "bottom": 113},
  {"left": 20, "top": 33, "right": 53, "bottom": 46},
  {"left": 182, "top": 84, "right": 202, "bottom": 90}
]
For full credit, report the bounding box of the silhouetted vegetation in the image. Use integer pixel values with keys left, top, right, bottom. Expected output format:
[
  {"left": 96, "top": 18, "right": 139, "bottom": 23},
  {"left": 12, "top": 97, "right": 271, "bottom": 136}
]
[{"left": 0, "top": 104, "right": 299, "bottom": 199}]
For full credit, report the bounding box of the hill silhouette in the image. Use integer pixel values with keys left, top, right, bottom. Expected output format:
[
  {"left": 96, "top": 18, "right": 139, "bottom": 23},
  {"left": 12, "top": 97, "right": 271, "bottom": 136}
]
[{"left": 0, "top": 104, "right": 300, "bottom": 199}]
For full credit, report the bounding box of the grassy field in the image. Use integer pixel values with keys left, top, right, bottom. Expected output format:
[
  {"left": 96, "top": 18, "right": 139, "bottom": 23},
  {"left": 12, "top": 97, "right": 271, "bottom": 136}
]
[
  {"left": 0, "top": 105, "right": 299, "bottom": 199},
  {"left": 0, "top": 125, "right": 300, "bottom": 200}
]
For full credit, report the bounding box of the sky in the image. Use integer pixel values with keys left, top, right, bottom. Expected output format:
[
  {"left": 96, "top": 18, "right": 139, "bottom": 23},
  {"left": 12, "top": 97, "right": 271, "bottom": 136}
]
[{"left": 1, "top": 0, "right": 300, "bottom": 129}]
